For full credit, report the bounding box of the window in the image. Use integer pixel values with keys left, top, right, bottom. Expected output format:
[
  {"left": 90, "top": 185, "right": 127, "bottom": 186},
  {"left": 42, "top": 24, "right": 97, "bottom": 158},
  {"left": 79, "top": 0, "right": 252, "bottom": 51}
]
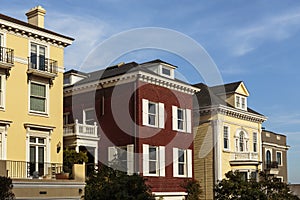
[
  {"left": 29, "top": 136, "right": 46, "bottom": 176},
  {"left": 172, "top": 106, "right": 192, "bottom": 133},
  {"left": 235, "top": 95, "right": 247, "bottom": 110},
  {"left": 276, "top": 151, "right": 282, "bottom": 166},
  {"left": 108, "top": 144, "right": 134, "bottom": 175},
  {"left": 30, "top": 43, "right": 46, "bottom": 71},
  {"left": 0, "top": 74, "right": 6, "bottom": 109},
  {"left": 149, "top": 146, "right": 158, "bottom": 174},
  {"left": 253, "top": 132, "right": 257, "bottom": 152},
  {"left": 223, "top": 126, "right": 229, "bottom": 150},
  {"left": 173, "top": 148, "right": 192, "bottom": 178},
  {"left": 235, "top": 131, "right": 249, "bottom": 152},
  {"left": 143, "top": 144, "right": 165, "bottom": 176},
  {"left": 162, "top": 67, "right": 171, "bottom": 76},
  {"left": 266, "top": 150, "right": 271, "bottom": 165},
  {"left": 63, "top": 113, "right": 70, "bottom": 125},
  {"left": 83, "top": 109, "right": 96, "bottom": 125},
  {"left": 142, "top": 99, "right": 164, "bottom": 128},
  {"left": 30, "top": 82, "right": 47, "bottom": 113}
]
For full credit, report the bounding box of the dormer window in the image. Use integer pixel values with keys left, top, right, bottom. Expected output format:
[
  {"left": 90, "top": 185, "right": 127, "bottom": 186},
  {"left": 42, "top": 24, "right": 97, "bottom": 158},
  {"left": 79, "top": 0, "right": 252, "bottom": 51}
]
[
  {"left": 160, "top": 65, "right": 174, "bottom": 79},
  {"left": 235, "top": 95, "right": 247, "bottom": 110}
]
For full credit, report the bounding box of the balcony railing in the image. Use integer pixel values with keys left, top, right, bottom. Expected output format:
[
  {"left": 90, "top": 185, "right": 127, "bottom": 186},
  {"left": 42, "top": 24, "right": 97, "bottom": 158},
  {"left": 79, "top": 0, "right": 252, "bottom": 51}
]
[
  {"left": 0, "top": 160, "right": 62, "bottom": 179},
  {"left": 266, "top": 161, "right": 278, "bottom": 169},
  {"left": 28, "top": 55, "right": 58, "bottom": 74},
  {"left": 64, "top": 119, "right": 98, "bottom": 138},
  {"left": 0, "top": 46, "right": 14, "bottom": 65},
  {"left": 231, "top": 152, "right": 258, "bottom": 161}
]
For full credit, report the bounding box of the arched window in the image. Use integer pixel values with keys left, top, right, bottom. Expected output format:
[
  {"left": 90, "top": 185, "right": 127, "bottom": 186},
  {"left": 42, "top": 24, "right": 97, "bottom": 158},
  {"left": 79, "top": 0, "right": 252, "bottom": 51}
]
[
  {"left": 239, "top": 132, "right": 244, "bottom": 151},
  {"left": 266, "top": 150, "right": 271, "bottom": 164},
  {"left": 235, "top": 130, "right": 249, "bottom": 152}
]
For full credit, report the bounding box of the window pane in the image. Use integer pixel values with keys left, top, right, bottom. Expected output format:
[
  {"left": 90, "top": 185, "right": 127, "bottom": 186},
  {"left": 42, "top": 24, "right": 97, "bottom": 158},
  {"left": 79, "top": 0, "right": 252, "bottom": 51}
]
[
  {"left": 149, "top": 147, "right": 157, "bottom": 160},
  {"left": 177, "top": 109, "right": 184, "bottom": 120},
  {"left": 266, "top": 150, "right": 271, "bottom": 164},
  {"left": 277, "top": 152, "right": 282, "bottom": 165},
  {"left": 224, "top": 127, "right": 228, "bottom": 149},
  {"left": 236, "top": 96, "right": 240, "bottom": 107},
  {"left": 178, "top": 163, "right": 184, "bottom": 175},
  {"left": 162, "top": 68, "right": 171, "bottom": 76},
  {"left": 178, "top": 149, "right": 185, "bottom": 162},
  {"left": 149, "top": 161, "right": 157, "bottom": 174},
  {"left": 148, "top": 115, "right": 156, "bottom": 126},
  {"left": 31, "top": 83, "right": 46, "bottom": 97},
  {"left": 30, "top": 137, "right": 36, "bottom": 143},
  {"left": 38, "top": 138, "right": 45, "bottom": 144},
  {"left": 30, "top": 97, "right": 46, "bottom": 112},
  {"left": 178, "top": 120, "right": 184, "bottom": 130},
  {"left": 148, "top": 103, "right": 156, "bottom": 114}
]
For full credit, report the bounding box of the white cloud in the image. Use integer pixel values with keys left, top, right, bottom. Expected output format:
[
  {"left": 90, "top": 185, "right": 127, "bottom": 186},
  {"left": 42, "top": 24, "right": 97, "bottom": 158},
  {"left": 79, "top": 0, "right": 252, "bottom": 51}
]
[{"left": 226, "top": 8, "right": 300, "bottom": 56}]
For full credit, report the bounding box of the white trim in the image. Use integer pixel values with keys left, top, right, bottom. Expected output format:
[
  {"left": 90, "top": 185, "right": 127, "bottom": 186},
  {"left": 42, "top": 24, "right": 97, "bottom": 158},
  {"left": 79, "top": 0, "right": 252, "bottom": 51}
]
[
  {"left": 173, "top": 148, "right": 178, "bottom": 177},
  {"left": 127, "top": 144, "right": 134, "bottom": 175},
  {"left": 28, "top": 80, "right": 49, "bottom": 115},
  {"left": 83, "top": 108, "right": 95, "bottom": 125},
  {"left": 223, "top": 125, "right": 230, "bottom": 150},
  {"left": 172, "top": 106, "right": 178, "bottom": 131},
  {"left": 0, "top": 73, "right": 6, "bottom": 110},
  {"left": 262, "top": 142, "right": 290, "bottom": 150},
  {"left": 187, "top": 149, "right": 192, "bottom": 178},
  {"left": 276, "top": 151, "right": 283, "bottom": 166},
  {"left": 158, "top": 102, "right": 165, "bottom": 129},
  {"left": 0, "top": 31, "right": 6, "bottom": 47},
  {"left": 186, "top": 109, "right": 192, "bottom": 133},
  {"left": 159, "top": 146, "right": 165, "bottom": 177},
  {"left": 152, "top": 192, "right": 187, "bottom": 196},
  {"left": 0, "top": 18, "right": 73, "bottom": 46}
]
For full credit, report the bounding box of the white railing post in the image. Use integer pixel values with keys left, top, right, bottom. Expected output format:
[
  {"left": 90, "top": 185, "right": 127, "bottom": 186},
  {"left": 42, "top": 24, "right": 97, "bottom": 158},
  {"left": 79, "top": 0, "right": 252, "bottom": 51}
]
[
  {"left": 75, "top": 119, "right": 79, "bottom": 135},
  {"left": 94, "top": 122, "right": 97, "bottom": 137}
]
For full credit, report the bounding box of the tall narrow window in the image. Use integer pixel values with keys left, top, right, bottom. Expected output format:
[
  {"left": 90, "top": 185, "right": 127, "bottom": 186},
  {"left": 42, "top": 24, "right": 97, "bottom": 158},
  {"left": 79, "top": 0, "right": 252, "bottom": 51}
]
[
  {"left": 0, "top": 34, "right": 2, "bottom": 62},
  {"left": 177, "top": 109, "right": 185, "bottom": 131},
  {"left": 30, "top": 43, "right": 46, "bottom": 71},
  {"left": 266, "top": 150, "right": 271, "bottom": 166},
  {"left": 236, "top": 96, "right": 240, "bottom": 108},
  {"left": 276, "top": 151, "right": 282, "bottom": 166},
  {"left": 253, "top": 133, "right": 257, "bottom": 152},
  {"left": 178, "top": 149, "right": 185, "bottom": 175},
  {"left": 172, "top": 106, "right": 192, "bottom": 133},
  {"left": 148, "top": 102, "right": 157, "bottom": 126},
  {"left": 30, "top": 82, "right": 47, "bottom": 113},
  {"left": 0, "top": 74, "right": 5, "bottom": 108},
  {"left": 149, "top": 146, "right": 158, "bottom": 174},
  {"left": 239, "top": 132, "right": 244, "bottom": 152},
  {"left": 241, "top": 97, "right": 246, "bottom": 109},
  {"left": 223, "top": 126, "right": 229, "bottom": 150}
]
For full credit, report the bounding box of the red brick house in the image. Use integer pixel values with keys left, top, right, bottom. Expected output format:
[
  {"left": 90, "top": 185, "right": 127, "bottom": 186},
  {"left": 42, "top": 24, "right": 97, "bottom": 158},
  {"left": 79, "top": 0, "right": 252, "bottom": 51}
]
[{"left": 63, "top": 59, "right": 199, "bottom": 199}]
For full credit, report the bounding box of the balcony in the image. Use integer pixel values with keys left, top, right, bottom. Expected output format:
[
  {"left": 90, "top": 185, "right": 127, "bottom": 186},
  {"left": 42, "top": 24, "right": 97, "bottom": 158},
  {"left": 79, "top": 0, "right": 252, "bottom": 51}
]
[
  {"left": 0, "top": 46, "right": 14, "bottom": 75},
  {"left": 230, "top": 152, "right": 259, "bottom": 166},
  {"left": 27, "top": 55, "right": 58, "bottom": 79},
  {"left": 265, "top": 161, "right": 279, "bottom": 175},
  {"left": 64, "top": 119, "right": 98, "bottom": 139},
  {"left": 0, "top": 160, "right": 62, "bottom": 179}
]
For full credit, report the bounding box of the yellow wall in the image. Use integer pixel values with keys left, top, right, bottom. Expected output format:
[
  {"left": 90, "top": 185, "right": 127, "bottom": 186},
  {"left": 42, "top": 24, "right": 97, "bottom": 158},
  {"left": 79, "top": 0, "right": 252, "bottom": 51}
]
[{"left": 1, "top": 30, "right": 65, "bottom": 164}]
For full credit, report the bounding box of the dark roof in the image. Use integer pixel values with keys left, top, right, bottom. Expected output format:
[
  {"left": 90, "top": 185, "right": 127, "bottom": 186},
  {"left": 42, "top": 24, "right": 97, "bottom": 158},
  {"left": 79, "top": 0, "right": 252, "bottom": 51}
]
[
  {"left": 74, "top": 62, "right": 139, "bottom": 85},
  {"left": 141, "top": 59, "right": 178, "bottom": 68},
  {"left": 194, "top": 82, "right": 263, "bottom": 116},
  {"left": 64, "top": 69, "right": 88, "bottom": 76},
  {"left": 0, "top": 13, "right": 74, "bottom": 41},
  {"left": 210, "top": 81, "right": 242, "bottom": 95}
]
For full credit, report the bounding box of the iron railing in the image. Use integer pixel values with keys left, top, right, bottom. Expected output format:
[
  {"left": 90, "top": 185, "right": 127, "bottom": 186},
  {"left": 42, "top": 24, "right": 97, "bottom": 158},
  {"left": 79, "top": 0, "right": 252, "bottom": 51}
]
[
  {"left": 266, "top": 161, "right": 278, "bottom": 169},
  {"left": 0, "top": 46, "right": 14, "bottom": 65},
  {"left": 28, "top": 55, "right": 58, "bottom": 74},
  {"left": 0, "top": 160, "right": 62, "bottom": 179}
]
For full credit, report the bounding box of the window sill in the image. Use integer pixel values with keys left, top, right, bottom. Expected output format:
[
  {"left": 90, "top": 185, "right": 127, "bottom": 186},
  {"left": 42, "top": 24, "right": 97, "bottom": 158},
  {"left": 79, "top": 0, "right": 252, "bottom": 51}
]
[
  {"left": 223, "top": 149, "right": 231, "bottom": 153},
  {"left": 29, "top": 111, "right": 49, "bottom": 118},
  {"left": 144, "top": 173, "right": 159, "bottom": 177},
  {"left": 144, "top": 124, "right": 160, "bottom": 129}
]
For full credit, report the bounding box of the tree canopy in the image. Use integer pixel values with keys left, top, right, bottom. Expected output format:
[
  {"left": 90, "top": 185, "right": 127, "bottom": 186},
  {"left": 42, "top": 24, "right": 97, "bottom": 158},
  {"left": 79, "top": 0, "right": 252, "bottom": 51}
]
[
  {"left": 84, "top": 165, "right": 155, "bottom": 200},
  {"left": 0, "top": 176, "right": 15, "bottom": 200},
  {"left": 215, "top": 170, "right": 299, "bottom": 200}
]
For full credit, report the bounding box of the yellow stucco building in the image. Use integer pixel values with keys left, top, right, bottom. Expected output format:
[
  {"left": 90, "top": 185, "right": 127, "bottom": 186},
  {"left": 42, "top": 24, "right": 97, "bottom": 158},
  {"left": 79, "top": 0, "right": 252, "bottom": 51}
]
[
  {"left": 0, "top": 6, "right": 85, "bottom": 199},
  {"left": 193, "top": 81, "right": 267, "bottom": 200}
]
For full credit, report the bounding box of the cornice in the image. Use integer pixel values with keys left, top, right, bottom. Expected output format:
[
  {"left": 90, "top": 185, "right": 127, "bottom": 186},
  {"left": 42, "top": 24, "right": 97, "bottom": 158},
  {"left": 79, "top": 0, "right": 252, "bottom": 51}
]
[
  {"left": 64, "top": 70, "right": 199, "bottom": 96},
  {"left": 0, "top": 19, "right": 73, "bottom": 47},
  {"left": 262, "top": 142, "right": 290, "bottom": 150},
  {"left": 198, "top": 104, "right": 267, "bottom": 123}
]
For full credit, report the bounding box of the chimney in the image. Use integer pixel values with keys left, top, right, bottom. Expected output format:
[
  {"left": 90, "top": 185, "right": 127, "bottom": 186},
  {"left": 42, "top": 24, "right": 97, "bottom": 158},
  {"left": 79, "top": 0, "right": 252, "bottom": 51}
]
[{"left": 25, "top": 6, "right": 46, "bottom": 28}]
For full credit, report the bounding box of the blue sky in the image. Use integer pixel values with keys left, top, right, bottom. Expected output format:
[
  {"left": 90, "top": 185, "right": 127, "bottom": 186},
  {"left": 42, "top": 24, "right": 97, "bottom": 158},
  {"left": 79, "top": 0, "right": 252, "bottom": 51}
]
[{"left": 1, "top": 0, "right": 300, "bottom": 183}]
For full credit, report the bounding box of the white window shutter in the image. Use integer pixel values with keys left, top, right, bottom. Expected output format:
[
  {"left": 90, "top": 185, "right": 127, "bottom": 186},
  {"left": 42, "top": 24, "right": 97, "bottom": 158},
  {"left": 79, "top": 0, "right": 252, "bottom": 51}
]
[
  {"left": 142, "top": 99, "right": 149, "bottom": 126},
  {"left": 127, "top": 144, "right": 134, "bottom": 175},
  {"left": 143, "top": 144, "right": 149, "bottom": 175},
  {"left": 158, "top": 103, "right": 165, "bottom": 129},
  {"left": 159, "top": 146, "right": 165, "bottom": 177},
  {"left": 172, "top": 106, "right": 178, "bottom": 131},
  {"left": 173, "top": 148, "right": 178, "bottom": 177},
  {"left": 108, "top": 146, "right": 117, "bottom": 164},
  {"left": 187, "top": 149, "right": 193, "bottom": 178},
  {"left": 186, "top": 109, "right": 192, "bottom": 133}
]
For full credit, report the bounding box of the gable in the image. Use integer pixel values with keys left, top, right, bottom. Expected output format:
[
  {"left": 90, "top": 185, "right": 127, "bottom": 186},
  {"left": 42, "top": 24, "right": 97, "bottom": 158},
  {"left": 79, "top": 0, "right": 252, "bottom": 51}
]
[{"left": 235, "top": 82, "right": 249, "bottom": 97}]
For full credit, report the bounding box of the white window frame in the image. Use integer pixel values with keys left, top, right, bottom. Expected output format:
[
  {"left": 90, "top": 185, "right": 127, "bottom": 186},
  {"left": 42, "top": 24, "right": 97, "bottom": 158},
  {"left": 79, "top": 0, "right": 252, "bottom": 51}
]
[
  {"left": 253, "top": 132, "right": 258, "bottom": 153},
  {"left": 159, "top": 65, "right": 174, "bottom": 79},
  {"left": 142, "top": 99, "right": 164, "bottom": 128},
  {"left": 29, "top": 42, "right": 48, "bottom": 71},
  {"left": 172, "top": 106, "right": 192, "bottom": 133},
  {"left": 276, "top": 151, "right": 282, "bottom": 166},
  {"left": 223, "top": 126, "right": 230, "bottom": 150},
  {"left": 29, "top": 80, "right": 49, "bottom": 115},
  {"left": 63, "top": 113, "right": 70, "bottom": 125},
  {"left": 108, "top": 144, "right": 134, "bottom": 175},
  {"left": 83, "top": 108, "right": 96, "bottom": 125},
  {"left": 265, "top": 148, "right": 272, "bottom": 165},
  {"left": 143, "top": 144, "right": 165, "bottom": 177},
  {"left": 235, "top": 94, "right": 247, "bottom": 110},
  {"left": 173, "top": 148, "right": 192, "bottom": 178},
  {"left": 0, "top": 73, "right": 6, "bottom": 110},
  {"left": 235, "top": 130, "right": 249, "bottom": 152}
]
